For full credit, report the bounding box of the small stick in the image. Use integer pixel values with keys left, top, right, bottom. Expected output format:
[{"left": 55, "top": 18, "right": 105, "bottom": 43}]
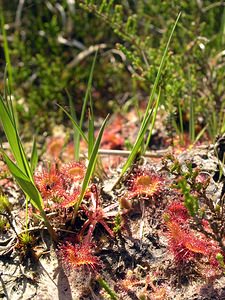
[
  {"left": 94, "top": 145, "right": 210, "bottom": 158},
  {"left": 97, "top": 148, "right": 170, "bottom": 157}
]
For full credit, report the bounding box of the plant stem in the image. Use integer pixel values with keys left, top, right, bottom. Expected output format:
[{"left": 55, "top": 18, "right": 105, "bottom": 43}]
[
  {"left": 40, "top": 210, "right": 58, "bottom": 242},
  {"left": 96, "top": 275, "right": 119, "bottom": 300}
]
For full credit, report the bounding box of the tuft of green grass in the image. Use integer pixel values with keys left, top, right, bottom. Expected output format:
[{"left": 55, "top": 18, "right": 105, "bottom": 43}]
[
  {"left": 61, "top": 102, "right": 109, "bottom": 211},
  {"left": 19, "top": 232, "right": 34, "bottom": 246},
  {"left": 60, "top": 83, "right": 109, "bottom": 215},
  {"left": 0, "top": 81, "right": 56, "bottom": 241}
]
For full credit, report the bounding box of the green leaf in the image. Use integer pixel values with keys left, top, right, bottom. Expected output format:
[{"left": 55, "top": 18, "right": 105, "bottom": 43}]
[
  {"left": 3, "top": 67, "right": 14, "bottom": 124},
  {"left": 57, "top": 104, "right": 88, "bottom": 143},
  {"left": 0, "top": 11, "right": 13, "bottom": 89},
  {"left": 143, "top": 12, "right": 181, "bottom": 121},
  {"left": 0, "top": 95, "right": 31, "bottom": 178},
  {"left": 88, "top": 94, "right": 95, "bottom": 159},
  {"left": 189, "top": 96, "right": 195, "bottom": 143},
  {"left": 136, "top": 12, "right": 181, "bottom": 144},
  {"left": 30, "top": 137, "right": 38, "bottom": 173},
  {"left": 77, "top": 114, "right": 109, "bottom": 208},
  {"left": 115, "top": 12, "right": 181, "bottom": 185},
  {"left": 67, "top": 89, "right": 78, "bottom": 160},
  {"left": 75, "top": 51, "right": 98, "bottom": 160},
  {"left": 177, "top": 98, "right": 184, "bottom": 145},
  {"left": 119, "top": 108, "right": 154, "bottom": 180},
  {"left": 144, "top": 89, "right": 161, "bottom": 152},
  {"left": 193, "top": 125, "right": 207, "bottom": 146},
  {"left": 1, "top": 151, "right": 43, "bottom": 210}
]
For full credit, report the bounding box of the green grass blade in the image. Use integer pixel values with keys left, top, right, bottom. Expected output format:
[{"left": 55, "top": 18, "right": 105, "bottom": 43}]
[
  {"left": 218, "top": 101, "right": 225, "bottom": 135},
  {"left": 58, "top": 104, "right": 88, "bottom": 143},
  {"left": 219, "top": 6, "right": 225, "bottom": 47},
  {"left": 75, "top": 51, "right": 98, "bottom": 160},
  {"left": 30, "top": 137, "right": 38, "bottom": 173},
  {"left": 119, "top": 108, "right": 154, "bottom": 179},
  {"left": 66, "top": 89, "right": 79, "bottom": 160},
  {"left": 77, "top": 114, "right": 109, "bottom": 208},
  {"left": 115, "top": 13, "right": 181, "bottom": 184},
  {"left": 141, "top": 12, "right": 181, "bottom": 131},
  {"left": 97, "top": 276, "right": 119, "bottom": 300},
  {"left": 177, "top": 99, "right": 184, "bottom": 144},
  {"left": 144, "top": 89, "right": 161, "bottom": 152},
  {"left": 221, "top": 113, "right": 225, "bottom": 134},
  {"left": 79, "top": 51, "right": 98, "bottom": 132},
  {"left": 1, "top": 151, "right": 43, "bottom": 210},
  {"left": 0, "top": 95, "right": 31, "bottom": 177},
  {"left": 193, "top": 125, "right": 207, "bottom": 146},
  {"left": 0, "top": 93, "right": 56, "bottom": 239},
  {"left": 3, "top": 68, "right": 15, "bottom": 125},
  {"left": 88, "top": 95, "right": 95, "bottom": 159},
  {"left": 189, "top": 97, "right": 195, "bottom": 143},
  {"left": 0, "top": 11, "right": 13, "bottom": 89}
]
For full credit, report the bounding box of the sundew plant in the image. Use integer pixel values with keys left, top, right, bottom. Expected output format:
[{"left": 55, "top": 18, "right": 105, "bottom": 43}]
[{"left": 0, "top": 1, "right": 225, "bottom": 299}]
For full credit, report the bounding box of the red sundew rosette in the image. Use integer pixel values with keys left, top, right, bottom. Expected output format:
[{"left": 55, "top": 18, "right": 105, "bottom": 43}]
[
  {"left": 125, "top": 167, "right": 164, "bottom": 200},
  {"left": 58, "top": 241, "right": 102, "bottom": 270},
  {"left": 34, "top": 164, "right": 64, "bottom": 199},
  {"left": 60, "top": 161, "right": 86, "bottom": 182},
  {"left": 165, "top": 219, "right": 216, "bottom": 263}
]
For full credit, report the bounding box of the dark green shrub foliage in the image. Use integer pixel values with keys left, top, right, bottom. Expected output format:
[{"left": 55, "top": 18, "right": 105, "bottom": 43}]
[{"left": 0, "top": 0, "right": 224, "bottom": 137}]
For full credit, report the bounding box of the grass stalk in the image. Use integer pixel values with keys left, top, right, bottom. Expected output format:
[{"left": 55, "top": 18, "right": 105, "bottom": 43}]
[
  {"left": 114, "top": 12, "right": 181, "bottom": 186},
  {"left": 189, "top": 97, "right": 195, "bottom": 143},
  {"left": 0, "top": 11, "right": 13, "bottom": 89},
  {"left": 66, "top": 89, "right": 79, "bottom": 160},
  {"left": 76, "top": 114, "right": 109, "bottom": 209},
  {"left": 74, "top": 51, "right": 98, "bottom": 160},
  {"left": 88, "top": 94, "right": 95, "bottom": 159},
  {"left": 177, "top": 99, "right": 184, "bottom": 145},
  {"left": 58, "top": 104, "right": 88, "bottom": 143},
  {"left": 144, "top": 89, "right": 161, "bottom": 152}
]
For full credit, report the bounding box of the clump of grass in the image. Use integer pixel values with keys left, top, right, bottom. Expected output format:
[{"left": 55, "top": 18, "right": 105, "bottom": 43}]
[
  {"left": 0, "top": 79, "right": 57, "bottom": 241},
  {"left": 19, "top": 232, "right": 34, "bottom": 246},
  {"left": 59, "top": 53, "right": 110, "bottom": 214}
]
